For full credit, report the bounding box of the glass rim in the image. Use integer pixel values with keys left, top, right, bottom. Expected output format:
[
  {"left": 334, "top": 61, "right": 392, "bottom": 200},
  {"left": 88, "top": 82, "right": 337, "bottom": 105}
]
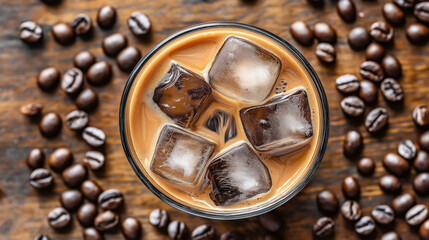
[{"left": 119, "top": 22, "right": 330, "bottom": 220}]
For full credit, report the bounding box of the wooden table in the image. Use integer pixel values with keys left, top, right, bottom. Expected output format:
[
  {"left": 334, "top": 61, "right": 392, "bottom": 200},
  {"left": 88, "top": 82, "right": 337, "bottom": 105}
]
[{"left": 1, "top": 0, "right": 428, "bottom": 239}]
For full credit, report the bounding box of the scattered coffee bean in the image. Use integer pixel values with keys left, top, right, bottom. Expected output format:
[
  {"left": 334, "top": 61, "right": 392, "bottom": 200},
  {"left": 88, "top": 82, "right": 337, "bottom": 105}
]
[
  {"left": 65, "top": 110, "right": 89, "bottom": 131},
  {"left": 382, "top": 55, "right": 402, "bottom": 79},
  {"left": 357, "top": 158, "right": 375, "bottom": 176},
  {"left": 365, "top": 42, "right": 385, "bottom": 62},
  {"left": 379, "top": 175, "right": 402, "bottom": 194},
  {"left": 414, "top": 150, "right": 429, "bottom": 172},
  {"left": 21, "top": 103, "right": 43, "bottom": 117},
  {"left": 72, "top": 14, "right": 92, "bottom": 36},
  {"left": 360, "top": 61, "right": 384, "bottom": 83},
  {"left": 341, "top": 200, "right": 362, "bottom": 222},
  {"left": 355, "top": 216, "right": 375, "bottom": 236},
  {"left": 220, "top": 231, "right": 243, "bottom": 240},
  {"left": 381, "top": 232, "right": 401, "bottom": 240},
  {"left": 313, "top": 217, "right": 334, "bottom": 238},
  {"left": 128, "top": 12, "right": 151, "bottom": 38},
  {"left": 97, "top": 6, "right": 116, "bottom": 29},
  {"left": 82, "top": 126, "right": 106, "bottom": 147},
  {"left": 74, "top": 51, "right": 96, "bottom": 72},
  {"left": 83, "top": 227, "right": 103, "bottom": 240},
  {"left": 393, "top": 0, "right": 415, "bottom": 9},
  {"left": 419, "top": 131, "right": 429, "bottom": 152},
  {"left": 258, "top": 212, "right": 282, "bottom": 232},
  {"left": 81, "top": 180, "right": 103, "bottom": 203},
  {"left": 314, "top": 22, "right": 337, "bottom": 44},
  {"left": 380, "top": 78, "right": 403, "bottom": 102},
  {"left": 27, "top": 148, "right": 45, "bottom": 169},
  {"left": 39, "top": 112, "right": 62, "bottom": 138},
  {"left": 77, "top": 202, "right": 97, "bottom": 227},
  {"left": 121, "top": 217, "right": 142, "bottom": 240},
  {"left": 383, "top": 3, "right": 405, "bottom": 27},
  {"left": 75, "top": 88, "right": 99, "bottom": 112},
  {"left": 34, "top": 234, "right": 51, "bottom": 240},
  {"left": 341, "top": 96, "right": 365, "bottom": 117},
  {"left": 336, "top": 0, "right": 356, "bottom": 23},
  {"left": 365, "top": 107, "right": 388, "bottom": 133},
  {"left": 359, "top": 80, "right": 378, "bottom": 104},
  {"left": 149, "top": 208, "right": 170, "bottom": 230},
  {"left": 98, "top": 189, "right": 123, "bottom": 210},
  {"left": 383, "top": 153, "right": 410, "bottom": 177},
  {"left": 413, "top": 105, "right": 429, "bottom": 127},
  {"left": 83, "top": 151, "right": 105, "bottom": 171},
  {"left": 94, "top": 210, "right": 119, "bottom": 232},
  {"left": 316, "top": 190, "right": 339, "bottom": 214},
  {"left": 370, "top": 21, "right": 394, "bottom": 44},
  {"left": 51, "top": 23, "right": 75, "bottom": 45},
  {"left": 348, "top": 27, "right": 371, "bottom": 51},
  {"left": 342, "top": 176, "right": 360, "bottom": 199},
  {"left": 87, "top": 61, "right": 112, "bottom": 86},
  {"left": 343, "top": 130, "right": 363, "bottom": 157},
  {"left": 116, "top": 46, "right": 142, "bottom": 72},
  {"left": 29, "top": 168, "right": 53, "bottom": 190},
  {"left": 398, "top": 139, "right": 417, "bottom": 161},
  {"left": 415, "top": 2, "right": 429, "bottom": 24},
  {"left": 48, "top": 207, "right": 71, "bottom": 229},
  {"left": 406, "top": 204, "right": 428, "bottom": 226},
  {"left": 391, "top": 193, "right": 416, "bottom": 216},
  {"left": 19, "top": 21, "right": 43, "bottom": 43},
  {"left": 421, "top": 220, "right": 429, "bottom": 240},
  {"left": 62, "top": 163, "right": 88, "bottom": 188},
  {"left": 48, "top": 147, "right": 73, "bottom": 172},
  {"left": 290, "top": 21, "right": 314, "bottom": 46},
  {"left": 315, "top": 43, "right": 336, "bottom": 63},
  {"left": 102, "top": 33, "right": 128, "bottom": 56},
  {"left": 371, "top": 205, "right": 395, "bottom": 225},
  {"left": 60, "top": 189, "right": 83, "bottom": 211},
  {"left": 192, "top": 224, "right": 215, "bottom": 240},
  {"left": 61, "top": 68, "right": 84, "bottom": 95},
  {"left": 37, "top": 67, "right": 60, "bottom": 91},
  {"left": 336, "top": 74, "right": 359, "bottom": 94},
  {"left": 414, "top": 172, "right": 429, "bottom": 195},
  {"left": 168, "top": 220, "right": 189, "bottom": 240},
  {"left": 406, "top": 23, "right": 429, "bottom": 45}
]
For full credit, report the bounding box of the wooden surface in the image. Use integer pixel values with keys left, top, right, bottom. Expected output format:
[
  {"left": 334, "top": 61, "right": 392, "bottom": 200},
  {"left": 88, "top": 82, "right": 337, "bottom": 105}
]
[{"left": 1, "top": 0, "right": 429, "bottom": 239}]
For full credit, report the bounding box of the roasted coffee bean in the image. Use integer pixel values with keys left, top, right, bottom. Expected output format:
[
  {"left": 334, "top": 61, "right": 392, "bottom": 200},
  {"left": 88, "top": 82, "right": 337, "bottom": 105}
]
[
  {"left": 51, "top": 23, "right": 75, "bottom": 45},
  {"left": 413, "top": 172, "right": 429, "bottom": 195},
  {"left": 87, "top": 61, "right": 112, "bottom": 86},
  {"left": 102, "top": 33, "right": 128, "bottom": 56},
  {"left": 381, "top": 232, "right": 401, "bottom": 240},
  {"left": 369, "top": 21, "right": 394, "bottom": 44},
  {"left": 316, "top": 190, "right": 339, "bottom": 214},
  {"left": 398, "top": 139, "right": 417, "bottom": 160},
  {"left": 341, "top": 200, "right": 362, "bottom": 221},
  {"left": 341, "top": 96, "right": 365, "bottom": 117},
  {"left": 149, "top": 208, "right": 170, "bottom": 230},
  {"left": 83, "top": 151, "right": 105, "bottom": 171},
  {"left": 81, "top": 180, "right": 103, "bottom": 203},
  {"left": 60, "top": 189, "right": 83, "bottom": 211},
  {"left": 336, "top": 0, "right": 356, "bottom": 23},
  {"left": 313, "top": 217, "right": 334, "bottom": 238},
  {"left": 61, "top": 68, "right": 84, "bottom": 95},
  {"left": 415, "top": 2, "right": 429, "bottom": 24},
  {"left": 192, "top": 224, "right": 215, "bottom": 240},
  {"left": 258, "top": 212, "right": 282, "bottom": 232},
  {"left": 365, "top": 42, "right": 385, "bottom": 62},
  {"left": 406, "top": 23, "right": 429, "bottom": 45},
  {"left": 380, "top": 78, "right": 404, "bottom": 102},
  {"left": 371, "top": 205, "right": 395, "bottom": 225},
  {"left": 39, "top": 112, "right": 62, "bottom": 138},
  {"left": 62, "top": 163, "right": 88, "bottom": 188},
  {"left": 94, "top": 210, "right": 119, "bottom": 232},
  {"left": 21, "top": 103, "right": 43, "bottom": 117},
  {"left": 98, "top": 189, "right": 123, "bottom": 210},
  {"left": 128, "top": 12, "right": 151, "bottom": 38},
  {"left": 27, "top": 148, "right": 45, "bottom": 169},
  {"left": 168, "top": 221, "right": 189, "bottom": 240},
  {"left": 383, "top": 153, "right": 409, "bottom": 177},
  {"left": 48, "top": 148, "right": 73, "bottom": 172},
  {"left": 421, "top": 220, "right": 429, "bottom": 240},
  {"left": 419, "top": 131, "right": 429, "bottom": 152},
  {"left": 116, "top": 46, "right": 142, "bottom": 72},
  {"left": 348, "top": 27, "right": 371, "bottom": 51},
  {"left": 360, "top": 61, "right": 384, "bottom": 83},
  {"left": 29, "top": 168, "right": 53, "bottom": 190},
  {"left": 220, "top": 231, "right": 243, "bottom": 240},
  {"left": 343, "top": 130, "right": 363, "bottom": 157},
  {"left": 379, "top": 175, "right": 402, "bottom": 194},
  {"left": 414, "top": 150, "right": 429, "bottom": 172},
  {"left": 75, "top": 88, "right": 98, "bottom": 112},
  {"left": 48, "top": 207, "right": 71, "bottom": 229},
  {"left": 413, "top": 105, "right": 429, "bottom": 127},
  {"left": 34, "top": 234, "right": 51, "bottom": 240},
  {"left": 290, "top": 21, "right": 314, "bottom": 46},
  {"left": 383, "top": 3, "right": 405, "bottom": 26},
  {"left": 37, "top": 67, "right": 60, "bottom": 91},
  {"left": 121, "top": 217, "right": 142, "bottom": 240},
  {"left": 72, "top": 14, "right": 92, "bottom": 36},
  {"left": 336, "top": 74, "right": 359, "bottom": 94},
  {"left": 65, "top": 110, "right": 89, "bottom": 131},
  {"left": 19, "top": 21, "right": 43, "bottom": 43},
  {"left": 315, "top": 43, "right": 336, "bottom": 63},
  {"left": 97, "top": 6, "right": 116, "bottom": 29},
  {"left": 314, "top": 22, "right": 337, "bottom": 44},
  {"left": 357, "top": 157, "right": 375, "bottom": 176},
  {"left": 354, "top": 216, "right": 375, "bottom": 236},
  {"left": 83, "top": 227, "right": 103, "bottom": 240},
  {"left": 365, "top": 107, "right": 388, "bottom": 133},
  {"left": 82, "top": 127, "right": 106, "bottom": 147},
  {"left": 393, "top": 0, "right": 415, "bottom": 9},
  {"left": 74, "top": 51, "right": 96, "bottom": 72},
  {"left": 382, "top": 55, "right": 402, "bottom": 78},
  {"left": 77, "top": 202, "right": 97, "bottom": 227},
  {"left": 391, "top": 193, "right": 416, "bottom": 216},
  {"left": 342, "top": 176, "right": 360, "bottom": 199},
  {"left": 406, "top": 204, "right": 428, "bottom": 226},
  {"left": 359, "top": 80, "right": 378, "bottom": 103}
]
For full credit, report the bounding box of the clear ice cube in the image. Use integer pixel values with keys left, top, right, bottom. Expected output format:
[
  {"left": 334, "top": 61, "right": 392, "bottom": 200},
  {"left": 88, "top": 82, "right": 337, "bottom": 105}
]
[
  {"left": 153, "top": 63, "right": 212, "bottom": 128},
  {"left": 150, "top": 124, "right": 216, "bottom": 186},
  {"left": 240, "top": 89, "right": 313, "bottom": 155},
  {"left": 204, "top": 110, "right": 237, "bottom": 143},
  {"left": 207, "top": 143, "right": 272, "bottom": 206},
  {"left": 208, "top": 36, "right": 282, "bottom": 103}
]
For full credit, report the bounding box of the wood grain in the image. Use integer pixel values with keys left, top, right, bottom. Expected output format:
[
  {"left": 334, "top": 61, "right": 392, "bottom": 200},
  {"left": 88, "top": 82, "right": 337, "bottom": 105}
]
[{"left": 0, "top": 0, "right": 428, "bottom": 239}]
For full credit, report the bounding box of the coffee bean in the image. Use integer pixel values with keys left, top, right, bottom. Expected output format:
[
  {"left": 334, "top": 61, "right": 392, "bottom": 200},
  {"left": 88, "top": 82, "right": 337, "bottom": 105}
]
[
  {"left": 341, "top": 200, "right": 362, "bottom": 221},
  {"left": 48, "top": 148, "right": 73, "bottom": 172},
  {"left": 343, "top": 130, "right": 363, "bottom": 157},
  {"left": 337, "top": 0, "right": 357, "bottom": 23},
  {"left": 116, "top": 46, "right": 142, "bottom": 72},
  {"left": 315, "top": 43, "right": 336, "bottom": 63},
  {"left": 359, "top": 80, "right": 378, "bottom": 103},
  {"left": 415, "top": 2, "right": 429, "bottom": 24},
  {"left": 60, "top": 189, "right": 83, "bottom": 211},
  {"left": 382, "top": 55, "right": 402, "bottom": 79},
  {"left": 406, "top": 204, "right": 428, "bottom": 226},
  {"left": 341, "top": 96, "right": 365, "bottom": 117},
  {"left": 121, "top": 217, "right": 142, "bottom": 240},
  {"left": 62, "top": 163, "right": 88, "bottom": 188},
  {"left": 37, "top": 67, "right": 60, "bottom": 91},
  {"left": 75, "top": 88, "right": 99, "bottom": 112},
  {"left": 83, "top": 227, "right": 103, "bottom": 240},
  {"left": 336, "top": 74, "right": 359, "bottom": 94},
  {"left": 258, "top": 212, "right": 282, "bottom": 232},
  {"left": 82, "top": 127, "right": 106, "bottom": 147},
  {"left": 94, "top": 210, "right": 119, "bottom": 232},
  {"left": 87, "top": 61, "right": 112, "bottom": 86},
  {"left": 34, "top": 234, "right": 51, "bottom": 240},
  {"left": 406, "top": 23, "right": 429, "bottom": 44},
  {"left": 342, "top": 176, "right": 360, "bottom": 199},
  {"left": 98, "top": 189, "right": 123, "bottom": 210},
  {"left": 61, "top": 68, "right": 84, "bottom": 95},
  {"left": 348, "top": 27, "right": 371, "bottom": 51},
  {"left": 398, "top": 139, "right": 417, "bottom": 161},
  {"left": 65, "top": 110, "right": 89, "bottom": 131},
  {"left": 128, "top": 12, "right": 151, "bottom": 38},
  {"left": 421, "top": 220, "right": 429, "bottom": 240},
  {"left": 379, "top": 175, "right": 402, "bottom": 194},
  {"left": 77, "top": 202, "right": 97, "bottom": 227},
  {"left": 354, "top": 216, "right": 375, "bottom": 236},
  {"left": 360, "top": 61, "right": 384, "bottom": 83},
  {"left": 72, "top": 14, "right": 92, "bottom": 36},
  {"left": 48, "top": 207, "right": 71, "bottom": 229},
  {"left": 380, "top": 78, "right": 404, "bottom": 102},
  {"left": 414, "top": 150, "right": 429, "bottom": 172},
  {"left": 383, "top": 153, "right": 410, "bottom": 177},
  {"left": 19, "top": 21, "right": 43, "bottom": 43},
  {"left": 29, "top": 168, "right": 53, "bottom": 190},
  {"left": 313, "top": 217, "right": 334, "bottom": 238},
  {"left": 370, "top": 21, "right": 394, "bottom": 44},
  {"left": 419, "top": 131, "right": 429, "bottom": 152},
  {"left": 51, "top": 23, "right": 75, "bottom": 45},
  {"left": 192, "top": 224, "right": 215, "bottom": 240},
  {"left": 83, "top": 151, "right": 105, "bottom": 171},
  {"left": 81, "top": 180, "right": 103, "bottom": 203},
  {"left": 27, "top": 148, "right": 45, "bottom": 169},
  {"left": 365, "top": 42, "right": 385, "bottom": 62},
  {"left": 102, "top": 33, "right": 128, "bottom": 56},
  {"left": 381, "top": 232, "right": 401, "bottom": 240},
  {"left": 314, "top": 22, "right": 337, "bottom": 44},
  {"left": 316, "top": 190, "right": 339, "bottom": 214},
  {"left": 414, "top": 105, "right": 429, "bottom": 127},
  {"left": 149, "top": 208, "right": 170, "bottom": 230},
  {"left": 40, "top": 0, "right": 60, "bottom": 5},
  {"left": 393, "top": 0, "right": 415, "bottom": 9},
  {"left": 290, "top": 21, "right": 314, "bottom": 46},
  {"left": 357, "top": 157, "right": 375, "bottom": 176},
  {"left": 371, "top": 205, "right": 395, "bottom": 225},
  {"left": 168, "top": 221, "right": 189, "bottom": 240},
  {"left": 220, "top": 231, "right": 243, "bottom": 240},
  {"left": 365, "top": 107, "right": 388, "bottom": 133},
  {"left": 383, "top": 3, "right": 405, "bottom": 26},
  {"left": 414, "top": 172, "right": 429, "bottom": 195},
  {"left": 74, "top": 51, "right": 96, "bottom": 72},
  {"left": 97, "top": 6, "right": 116, "bottom": 29},
  {"left": 21, "top": 103, "right": 43, "bottom": 117},
  {"left": 39, "top": 112, "right": 62, "bottom": 138},
  {"left": 391, "top": 193, "right": 416, "bottom": 216}
]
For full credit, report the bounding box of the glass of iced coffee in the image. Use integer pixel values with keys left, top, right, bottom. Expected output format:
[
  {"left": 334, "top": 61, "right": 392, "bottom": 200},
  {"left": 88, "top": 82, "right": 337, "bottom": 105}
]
[{"left": 119, "top": 22, "right": 329, "bottom": 219}]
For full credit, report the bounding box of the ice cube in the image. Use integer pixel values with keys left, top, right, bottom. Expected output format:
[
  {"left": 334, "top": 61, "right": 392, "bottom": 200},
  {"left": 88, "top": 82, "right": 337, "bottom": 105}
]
[
  {"left": 153, "top": 63, "right": 212, "bottom": 128},
  {"left": 150, "top": 124, "right": 216, "bottom": 186},
  {"left": 207, "top": 143, "right": 272, "bottom": 206},
  {"left": 240, "top": 89, "right": 313, "bottom": 155},
  {"left": 204, "top": 110, "right": 237, "bottom": 143},
  {"left": 208, "top": 36, "right": 282, "bottom": 103}
]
